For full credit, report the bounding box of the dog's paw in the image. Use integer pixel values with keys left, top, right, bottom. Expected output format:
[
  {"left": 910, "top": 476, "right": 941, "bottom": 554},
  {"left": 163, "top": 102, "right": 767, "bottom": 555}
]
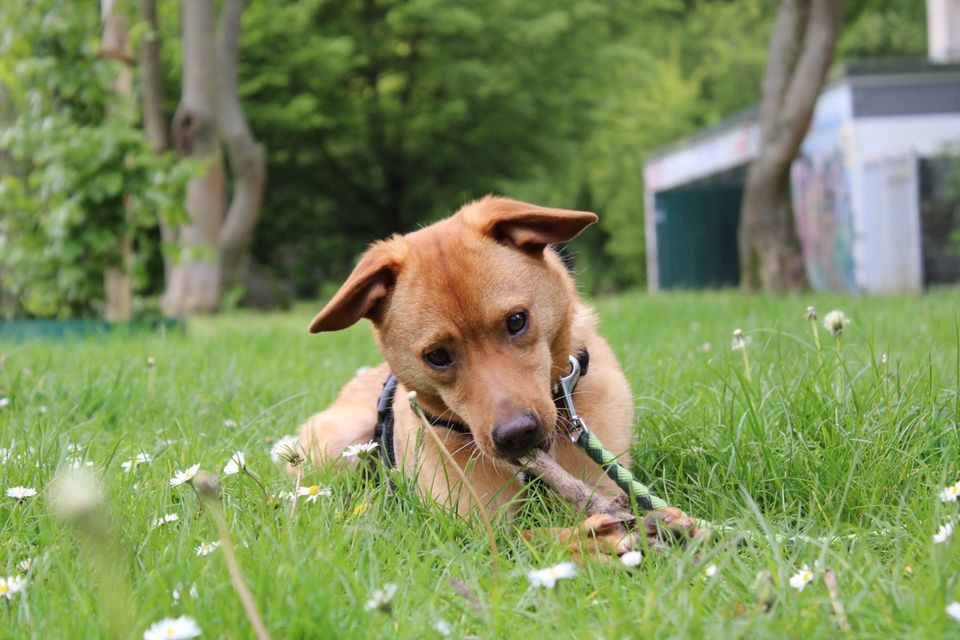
[
  {"left": 641, "top": 507, "right": 708, "bottom": 547},
  {"left": 524, "top": 513, "right": 637, "bottom": 558}
]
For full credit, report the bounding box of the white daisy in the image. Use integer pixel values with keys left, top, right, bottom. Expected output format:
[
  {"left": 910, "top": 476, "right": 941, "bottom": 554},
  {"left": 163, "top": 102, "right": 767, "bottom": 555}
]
[
  {"left": 789, "top": 565, "right": 814, "bottom": 591},
  {"left": 270, "top": 435, "right": 303, "bottom": 465},
  {"left": 143, "top": 615, "right": 202, "bottom": 640},
  {"left": 364, "top": 583, "right": 398, "bottom": 612},
  {"left": 121, "top": 453, "right": 152, "bottom": 472},
  {"left": 620, "top": 551, "right": 643, "bottom": 567},
  {"left": 341, "top": 441, "right": 379, "bottom": 459},
  {"left": 730, "top": 329, "right": 750, "bottom": 351},
  {"left": 223, "top": 451, "right": 245, "bottom": 476},
  {"left": 170, "top": 464, "right": 200, "bottom": 487},
  {"left": 17, "top": 559, "right": 33, "bottom": 574},
  {"left": 172, "top": 583, "right": 199, "bottom": 602},
  {"left": 0, "top": 575, "right": 26, "bottom": 600},
  {"left": 6, "top": 486, "right": 37, "bottom": 501},
  {"left": 704, "top": 564, "right": 718, "bottom": 579},
  {"left": 223, "top": 418, "right": 238, "bottom": 428},
  {"left": 431, "top": 619, "right": 452, "bottom": 637},
  {"left": 296, "top": 485, "right": 331, "bottom": 503},
  {"left": 947, "top": 601, "right": 960, "bottom": 622},
  {"left": 153, "top": 513, "right": 180, "bottom": 528},
  {"left": 195, "top": 541, "right": 220, "bottom": 557},
  {"left": 527, "top": 562, "right": 577, "bottom": 588},
  {"left": 934, "top": 521, "right": 955, "bottom": 544},
  {"left": 823, "top": 310, "right": 851, "bottom": 337},
  {"left": 940, "top": 481, "right": 960, "bottom": 502},
  {"left": 0, "top": 398, "right": 9, "bottom": 408}
]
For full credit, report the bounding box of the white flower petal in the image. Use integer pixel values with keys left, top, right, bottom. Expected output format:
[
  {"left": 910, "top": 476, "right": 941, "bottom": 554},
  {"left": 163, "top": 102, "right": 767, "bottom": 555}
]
[
  {"left": 527, "top": 562, "right": 577, "bottom": 588},
  {"left": 620, "top": 551, "right": 643, "bottom": 567},
  {"left": 6, "top": 486, "right": 37, "bottom": 500},
  {"left": 947, "top": 601, "right": 960, "bottom": 622},
  {"left": 170, "top": 464, "right": 200, "bottom": 487},
  {"left": 143, "top": 615, "right": 202, "bottom": 640}
]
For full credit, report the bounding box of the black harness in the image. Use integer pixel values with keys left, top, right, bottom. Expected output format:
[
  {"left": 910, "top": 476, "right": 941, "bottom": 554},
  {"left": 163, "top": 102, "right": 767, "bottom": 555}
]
[{"left": 374, "top": 349, "right": 589, "bottom": 469}]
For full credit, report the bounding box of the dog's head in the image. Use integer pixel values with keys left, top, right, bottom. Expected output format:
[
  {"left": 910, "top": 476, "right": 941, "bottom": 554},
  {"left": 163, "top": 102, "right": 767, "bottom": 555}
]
[{"left": 308, "top": 196, "right": 597, "bottom": 462}]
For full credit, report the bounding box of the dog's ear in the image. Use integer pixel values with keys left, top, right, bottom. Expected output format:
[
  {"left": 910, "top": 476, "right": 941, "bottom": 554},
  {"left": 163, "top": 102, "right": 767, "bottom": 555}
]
[
  {"left": 467, "top": 196, "right": 598, "bottom": 252},
  {"left": 308, "top": 239, "right": 405, "bottom": 333}
]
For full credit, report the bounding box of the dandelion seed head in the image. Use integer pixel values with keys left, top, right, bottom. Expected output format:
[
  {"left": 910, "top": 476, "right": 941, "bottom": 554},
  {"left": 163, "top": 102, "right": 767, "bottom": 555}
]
[
  {"left": 823, "top": 310, "right": 851, "bottom": 337},
  {"left": 270, "top": 435, "right": 303, "bottom": 466},
  {"left": 804, "top": 306, "right": 817, "bottom": 321}
]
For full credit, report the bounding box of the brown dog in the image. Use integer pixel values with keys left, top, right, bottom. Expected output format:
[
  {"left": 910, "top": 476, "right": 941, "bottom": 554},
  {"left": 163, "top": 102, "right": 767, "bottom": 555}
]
[{"left": 298, "top": 196, "right": 636, "bottom": 516}]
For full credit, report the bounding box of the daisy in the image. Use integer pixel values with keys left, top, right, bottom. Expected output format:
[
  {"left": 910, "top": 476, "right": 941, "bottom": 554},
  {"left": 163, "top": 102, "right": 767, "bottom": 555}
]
[
  {"left": 121, "top": 453, "right": 152, "bottom": 472},
  {"left": 364, "top": 583, "right": 398, "bottom": 612},
  {"left": 730, "top": 329, "right": 750, "bottom": 351},
  {"left": 172, "top": 583, "right": 199, "bottom": 602},
  {"left": 620, "top": 551, "right": 643, "bottom": 567},
  {"left": 789, "top": 565, "right": 814, "bottom": 591},
  {"left": 223, "top": 418, "right": 238, "bottom": 428},
  {"left": 341, "top": 441, "right": 379, "bottom": 459},
  {"left": 17, "top": 559, "right": 33, "bottom": 574},
  {"left": 0, "top": 575, "right": 26, "bottom": 600},
  {"left": 6, "top": 486, "right": 37, "bottom": 501},
  {"left": 947, "top": 602, "right": 960, "bottom": 622},
  {"left": 143, "top": 615, "right": 202, "bottom": 640},
  {"left": 195, "top": 541, "right": 220, "bottom": 557},
  {"left": 934, "top": 521, "right": 954, "bottom": 544},
  {"left": 170, "top": 464, "right": 200, "bottom": 487},
  {"left": 940, "top": 481, "right": 960, "bottom": 502},
  {"left": 153, "top": 513, "right": 180, "bottom": 528},
  {"left": 0, "top": 398, "right": 9, "bottom": 408},
  {"left": 223, "top": 451, "right": 245, "bottom": 476},
  {"left": 431, "top": 619, "right": 452, "bottom": 637},
  {"left": 297, "top": 485, "right": 331, "bottom": 503},
  {"left": 704, "top": 564, "right": 718, "bottom": 579},
  {"left": 527, "top": 562, "right": 577, "bottom": 588},
  {"left": 823, "top": 310, "right": 851, "bottom": 337},
  {"left": 270, "top": 435, "right": 303, "bottom": 466}
]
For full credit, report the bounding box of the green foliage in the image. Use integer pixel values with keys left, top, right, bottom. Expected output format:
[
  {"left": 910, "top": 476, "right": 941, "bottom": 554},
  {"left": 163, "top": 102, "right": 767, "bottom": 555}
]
[
  {"left": 0, "top": 0, "right": 193, "bottom": 318},
  {"left": 2, "top": 292, "right": 960, "bottom": 636}
]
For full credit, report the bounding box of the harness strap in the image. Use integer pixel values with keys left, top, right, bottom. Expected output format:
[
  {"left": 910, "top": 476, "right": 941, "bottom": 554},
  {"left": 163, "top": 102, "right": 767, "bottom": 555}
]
[{"left": 373, "top": 348, "right": 590, "bottom": 470}]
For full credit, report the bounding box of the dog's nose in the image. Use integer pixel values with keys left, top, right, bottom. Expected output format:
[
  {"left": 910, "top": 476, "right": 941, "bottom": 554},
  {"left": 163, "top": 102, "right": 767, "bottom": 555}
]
[{"left": 492, "top": 412, "right": 543, "bottom": 458}]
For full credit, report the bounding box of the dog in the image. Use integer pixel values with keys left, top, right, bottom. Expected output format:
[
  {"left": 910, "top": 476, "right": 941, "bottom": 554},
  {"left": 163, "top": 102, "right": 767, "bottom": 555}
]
[{"left": 298, "top": 196, "right": 644, "bottom": 520}]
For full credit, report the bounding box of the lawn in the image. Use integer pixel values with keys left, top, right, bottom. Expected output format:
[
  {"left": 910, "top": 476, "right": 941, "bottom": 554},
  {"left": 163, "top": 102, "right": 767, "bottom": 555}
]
[{"left": 2, "top": 290, "right": 960, "bottom": 638}]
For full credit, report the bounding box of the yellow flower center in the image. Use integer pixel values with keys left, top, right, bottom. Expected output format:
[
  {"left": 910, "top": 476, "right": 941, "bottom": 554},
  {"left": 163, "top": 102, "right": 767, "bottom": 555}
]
[
  {"left": 0, "top": 584, "right": 8, "bottom": 595},
  {"left": 307, "top": 485, "right": 320, "bottom": 496}
]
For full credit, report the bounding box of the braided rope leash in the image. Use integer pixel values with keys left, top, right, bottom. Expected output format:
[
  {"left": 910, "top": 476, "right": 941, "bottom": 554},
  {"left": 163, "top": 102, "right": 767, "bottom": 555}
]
[{"left": 556, "top": 355, "right": 873, "bottom": 543}]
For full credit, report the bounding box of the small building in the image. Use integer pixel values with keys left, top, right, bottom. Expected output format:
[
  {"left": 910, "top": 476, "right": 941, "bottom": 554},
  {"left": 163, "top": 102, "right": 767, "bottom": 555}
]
[{"left": 643, "top": 59, "right": 960, "bottom": 293}]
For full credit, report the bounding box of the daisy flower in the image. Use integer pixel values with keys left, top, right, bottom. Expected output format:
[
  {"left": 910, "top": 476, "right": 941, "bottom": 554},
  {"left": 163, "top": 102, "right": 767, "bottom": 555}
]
[
  {"left": 620, "top": 551, "right": 643, "bottom": 568},
  {"left": 0, "top": 398, "right": 9, "bottom": 408},
  {"left": 223, "top": 451, "right": 245, "bottom": 476},
  {"left": 172, "top": 583, "right": 199, "bottom": 602},
  {"left": 153, "top": 513, "right": 180, "bottom": 528},
  {"left": 17, "top": 559, "right": 33, "bottom": 574},
  {"left": 704, "top": 564, "right": 718, "bottom": 579},
  {"left": 341, "top": 441, "right": 379, "bottom": 459},
  {"left": 789, "top": 565, "right": 814, "bottom": 591},
  {"left": 170, "top": 464, "right": 200, "bottom": 487},
  {"left": 0, "top": 575, "right": 26, "bottom": 600},
  {"left": 934, "top": 521, "right": 954, "bottom": 544},
  {"left": 823, "top": 310, "right": 851, "bottom": 337},
  {"left": 364, "top": 583, "right": 398, "bottom": 612},
  {"left": 527, "top": 562, "right": 577, "bottom": 588},
  {"left": 121, "top": 453, "right": 152, "bottom": 472},
  {"left": 940, "top": 481, "right": 960, "bottom": 502},
  {"left": 195, "top": 541, "right": 221, "bottom": 557},
  {"left": 143, "top": 615, "right": 202, "bottom": 640},
  {"left": 7, "top": 486, "right": 37, "bottom": 501},
  {"left": 730, "top": 329, "right": 750, "bottom": 351},
  {"left": 297, "top": 485, "right": 331, "bottom": 503},
  {"left": 432, "top": 619, "right": 452, "bottom": 637},
  {"left": 223, "top": 418, "right": 238, "bottom": 428},
  {"left": 947, "top": 602, "right": 960, "bottom": 622},
  {"left": 270, "top": 435, "right": 303, "bottom": 466}
]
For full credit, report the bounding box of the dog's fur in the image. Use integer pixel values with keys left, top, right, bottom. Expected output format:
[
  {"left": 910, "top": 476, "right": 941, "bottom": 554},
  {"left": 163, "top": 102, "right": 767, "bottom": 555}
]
[{"left": 298, "top": 196, "right": 634, "bottom": 515}]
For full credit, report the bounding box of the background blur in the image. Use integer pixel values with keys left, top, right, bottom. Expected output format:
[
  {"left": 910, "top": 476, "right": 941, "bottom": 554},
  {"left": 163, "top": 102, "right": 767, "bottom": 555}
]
[{"left": 0, "top": 0, "right": 935, "bottom": 321}]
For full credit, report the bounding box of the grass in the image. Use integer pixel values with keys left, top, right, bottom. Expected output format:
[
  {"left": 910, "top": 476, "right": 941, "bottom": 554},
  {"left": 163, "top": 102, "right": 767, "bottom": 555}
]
[{"left": 2, "top": 289, "right": 960, "bottom": 638}]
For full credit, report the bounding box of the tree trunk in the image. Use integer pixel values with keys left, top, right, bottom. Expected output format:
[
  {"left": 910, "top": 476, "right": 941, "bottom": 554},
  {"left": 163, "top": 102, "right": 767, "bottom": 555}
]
[
  {"left": 738, "top": 0, "right": 844, "bottom": 292},
  {"left": 163, "top": 0, "right": 226, "bottom": 315},
  {"left": 100, "top": 0, "right": 135, "bottom": 322},
  {"left": 217, "top": 0, "right": 266, "bottom": 294},
  {"left": 139, "top": 0, "right": 176, "bottom": 286}
]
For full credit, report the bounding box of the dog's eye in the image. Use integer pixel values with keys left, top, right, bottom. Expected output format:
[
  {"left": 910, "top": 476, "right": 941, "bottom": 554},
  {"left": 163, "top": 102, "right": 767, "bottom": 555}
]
[
  {"left": 506, "top": 311, "right": 528, "bottom": 336},
  {"left": 424, "top": 348, "right": 453, "bottom": 369}
]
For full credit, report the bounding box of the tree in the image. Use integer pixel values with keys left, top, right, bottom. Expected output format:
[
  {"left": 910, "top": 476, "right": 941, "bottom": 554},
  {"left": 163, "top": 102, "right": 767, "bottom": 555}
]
[
  {"left": 738, "top": 0, "right": 845, "bottom": 292},
  {"left": 163, "top": 0, "right": 265, "bottom": 316}
]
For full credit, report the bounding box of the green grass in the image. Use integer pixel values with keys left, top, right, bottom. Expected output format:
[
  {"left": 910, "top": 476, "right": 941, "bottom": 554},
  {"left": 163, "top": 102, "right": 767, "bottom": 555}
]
[{"left": 3, "top": 290, "right": 960, "bottom": 638}]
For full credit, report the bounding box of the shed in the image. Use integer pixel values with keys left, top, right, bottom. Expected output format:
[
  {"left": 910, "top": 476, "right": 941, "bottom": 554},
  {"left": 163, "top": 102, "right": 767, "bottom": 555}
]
[{"left": 643, "top": 60, "right": 960, "bottom": 293}]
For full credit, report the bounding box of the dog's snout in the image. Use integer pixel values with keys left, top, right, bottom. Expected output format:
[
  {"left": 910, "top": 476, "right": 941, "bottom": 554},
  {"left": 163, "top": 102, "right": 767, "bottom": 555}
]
[{"left": 492, "top": 412, "right": 543, "bottom": 458}]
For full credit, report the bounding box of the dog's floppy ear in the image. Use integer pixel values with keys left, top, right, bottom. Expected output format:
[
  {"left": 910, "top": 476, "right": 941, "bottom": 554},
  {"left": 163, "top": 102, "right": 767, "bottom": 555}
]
[
  {"left": 467, "top": 196, "right": 598, "bottom": 252},
  {"left": 308, "top": 239, "right": 405, "bottom": 333}
]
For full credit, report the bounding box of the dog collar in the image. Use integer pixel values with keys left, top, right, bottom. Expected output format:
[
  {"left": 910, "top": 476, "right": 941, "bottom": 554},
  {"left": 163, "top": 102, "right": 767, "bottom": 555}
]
[{"left": 373, "top": 348, "right": 589, "bottom": 469}]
